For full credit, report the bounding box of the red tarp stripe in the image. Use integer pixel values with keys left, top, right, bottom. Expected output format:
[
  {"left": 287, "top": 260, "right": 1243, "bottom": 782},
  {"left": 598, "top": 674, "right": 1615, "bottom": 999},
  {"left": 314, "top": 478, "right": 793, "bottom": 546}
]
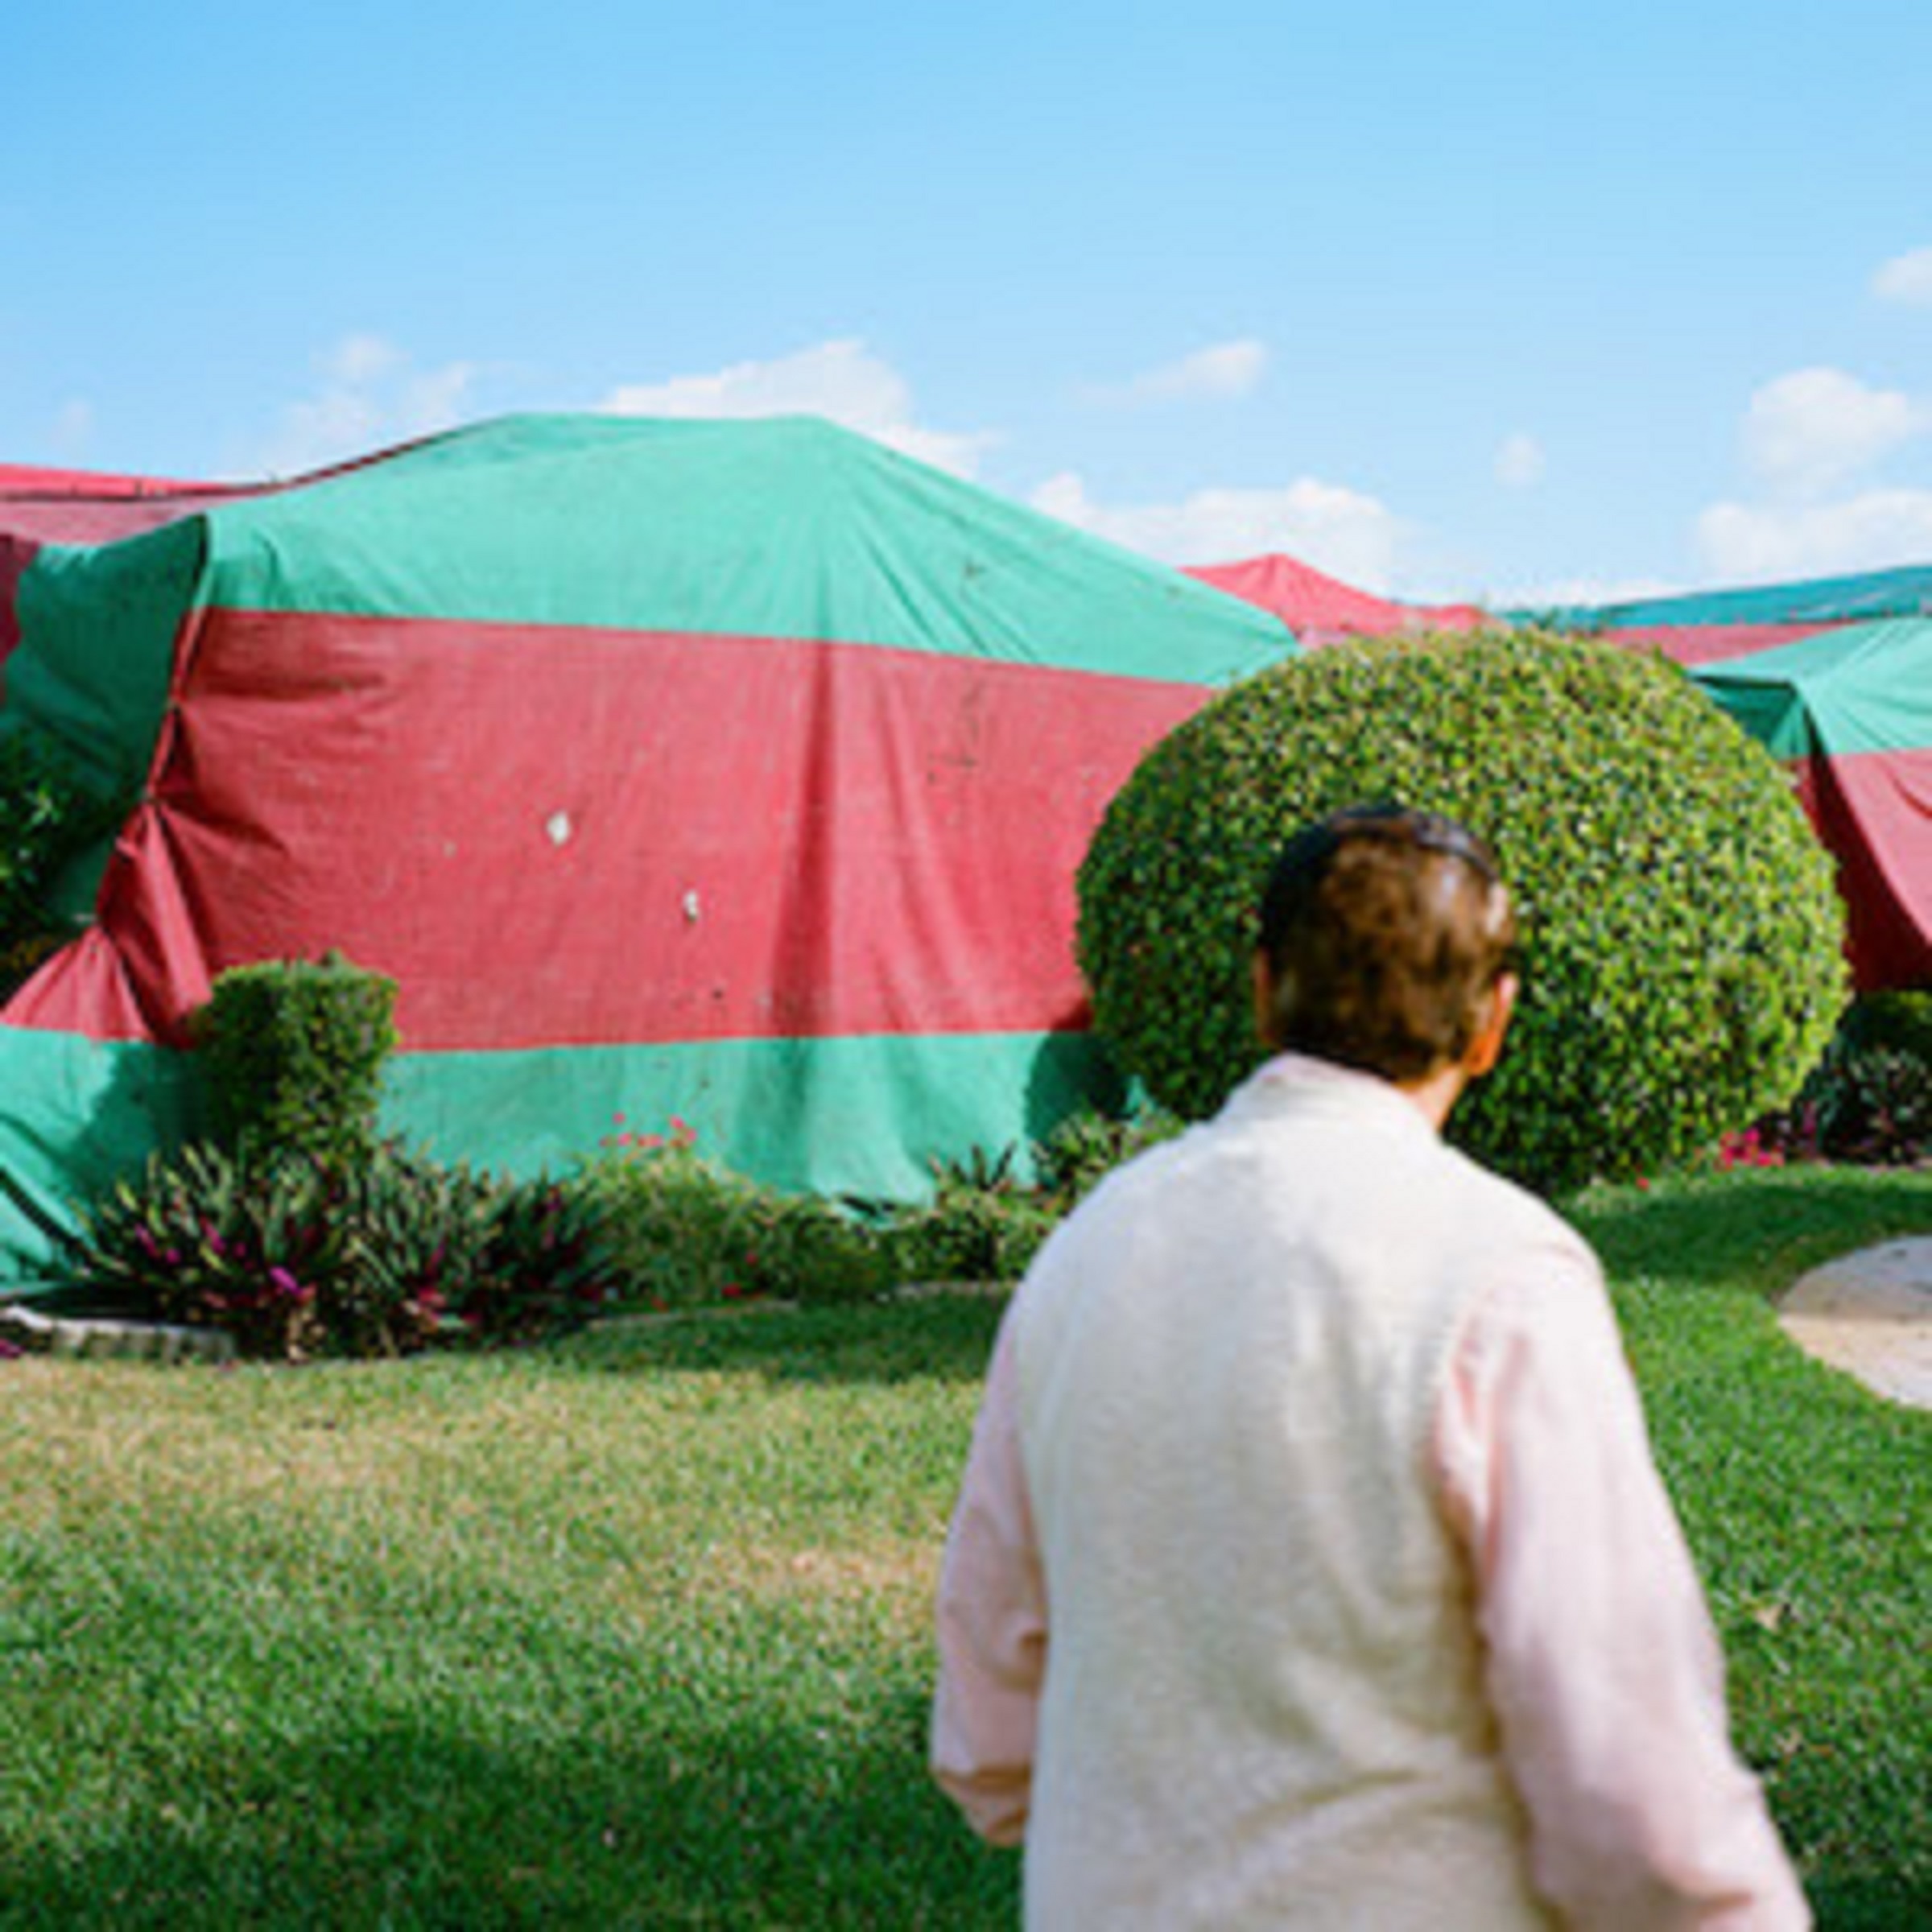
[
  {"left": 1600, "top": 619, "right": 1860, "bottom": 667},
  {"left": 1187, "top": 555, "right": 1486, "bottom": 642},
  {"left": 1796, "top": 744, "right": 1932, "bottom": 989},
  {"left": 8, "top": 609, "right": 1213, "bottom": 1051}
]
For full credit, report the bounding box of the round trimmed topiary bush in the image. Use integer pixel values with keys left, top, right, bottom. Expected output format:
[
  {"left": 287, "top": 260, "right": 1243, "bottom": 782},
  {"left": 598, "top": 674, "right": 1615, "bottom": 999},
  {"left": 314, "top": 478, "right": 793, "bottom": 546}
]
[{"left": 1076, "top": 629, "right": 1850, "bottom": 1195}]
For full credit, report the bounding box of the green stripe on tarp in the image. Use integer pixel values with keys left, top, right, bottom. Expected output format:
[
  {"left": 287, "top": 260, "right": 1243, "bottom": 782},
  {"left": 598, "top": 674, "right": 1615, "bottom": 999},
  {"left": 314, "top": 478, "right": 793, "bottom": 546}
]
[
  {"left": 382, "top": 1029, "right": 1119, "bottom": 1199},
  {"left": 0, "top": 1029, "right": 198, "bottom": 1294},
  {"left": 186, "top": 415, "right": 1290, "bottom": 685},
  {"left": 1693, "top": 618, "right": 1932, "bottom": 758},
  {"left": 1522, "top": 559, "right": 1932, "bottom": 633},
  {"left": 0, "top": 1025, "right": 1122, "bottom": 1294},
  {"left": 6, "top": 518, "right": 203, "bottom": 794}
]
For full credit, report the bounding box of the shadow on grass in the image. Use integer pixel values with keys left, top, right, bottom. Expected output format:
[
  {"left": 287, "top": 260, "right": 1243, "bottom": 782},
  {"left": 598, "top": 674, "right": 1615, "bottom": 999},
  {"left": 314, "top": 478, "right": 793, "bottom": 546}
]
[
  {"left": 9, "top": 1691, "right": 1918, "bottom": 1931},
  {"left": 533, "top": 1164, "right": 1932, "bottom": 1390},
  {"left": 6, "top": 1686, "right": 1018, "bottom": 1930},
  {"left": 538, "top": 1289, "right": 1011, "bottom": 1391},
  {"left": 1566, "top": 1163, "right": 1932, "bottom": 1301}
]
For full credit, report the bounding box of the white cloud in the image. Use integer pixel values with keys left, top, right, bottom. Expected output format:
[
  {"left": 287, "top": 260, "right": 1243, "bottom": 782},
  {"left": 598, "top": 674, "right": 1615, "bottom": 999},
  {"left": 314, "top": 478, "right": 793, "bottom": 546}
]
[
  {"left": 1872, "top": 246, "right": 1932, "bottom": 308},
  {"left": 1696, "top": 489, "right": 1932, "bottom": 583},
  {"left": 601, "top": 338, "right": 995, "bottom": 477},
  {"left": 1742, "top": 365, "right": 1926, "bottom": 497},
  {"left": 250, "top": 333, "right": 480, "bottom": 478},
  {"left": 404, "top": 360, "right": 483, "bottom": 432},
  {"left": 1030, "top": 469, "right": 1404, "bottom": 588},
  {"left": 48, "top": 398, "right": 94, "bottom": 460},
  {"left": 1493, "top": 431, "right": 1546, "bottom": 489},
  {"left": 323, "top": 332, "right": 406, "bottom": 386},
  {"left": 1085, "top": 338, "right": 1269, "bottom": 406},
  {"left": 1492, "top": 574, "right": 1683, "bottom": 612}
]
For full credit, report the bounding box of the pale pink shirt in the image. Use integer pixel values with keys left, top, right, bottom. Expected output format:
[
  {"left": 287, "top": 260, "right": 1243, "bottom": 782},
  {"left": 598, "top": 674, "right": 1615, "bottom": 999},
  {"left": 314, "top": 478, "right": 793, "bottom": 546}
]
[{"left": 931, "top": 1075, "right": 1810, "bottom": 1929}]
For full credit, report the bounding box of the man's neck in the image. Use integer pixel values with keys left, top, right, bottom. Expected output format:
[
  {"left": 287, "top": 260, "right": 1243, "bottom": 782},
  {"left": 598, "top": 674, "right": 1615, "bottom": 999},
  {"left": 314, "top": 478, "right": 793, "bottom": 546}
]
[{"left": 1395, "top": 1062, "right": 1467, "bottom": 1132}]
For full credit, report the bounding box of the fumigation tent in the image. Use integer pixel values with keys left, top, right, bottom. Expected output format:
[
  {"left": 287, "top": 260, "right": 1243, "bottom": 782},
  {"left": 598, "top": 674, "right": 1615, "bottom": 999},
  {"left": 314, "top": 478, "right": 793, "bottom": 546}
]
[
  {"left": 0, "top": 464, "right": 240, "bottom": 665},
  {"left": 1201, "top": 549, "right": 1932, "bottom": 993},
  {"left": 1538, "top": 568, "right": 1932, "bottom": 991},
  {"left": 0, "top": 415, "right": 1294, "bottom": 1289},
  {"left": 1187, "top": 553, "right": 1488, "bottom": 644}
]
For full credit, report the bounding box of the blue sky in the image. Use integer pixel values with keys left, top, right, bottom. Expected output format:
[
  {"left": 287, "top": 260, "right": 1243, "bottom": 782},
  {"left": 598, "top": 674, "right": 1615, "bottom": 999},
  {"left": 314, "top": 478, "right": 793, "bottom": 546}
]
[{"left": 4, "top": 0, "right": 1930, "bottom": 605}]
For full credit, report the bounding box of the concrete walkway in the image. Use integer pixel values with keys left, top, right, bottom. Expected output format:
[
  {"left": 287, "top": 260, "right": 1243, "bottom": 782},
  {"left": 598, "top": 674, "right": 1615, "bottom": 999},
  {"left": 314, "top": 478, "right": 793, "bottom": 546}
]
[{"left": 1777, "top": 1236, "right": 1932, "bottom": 1410}]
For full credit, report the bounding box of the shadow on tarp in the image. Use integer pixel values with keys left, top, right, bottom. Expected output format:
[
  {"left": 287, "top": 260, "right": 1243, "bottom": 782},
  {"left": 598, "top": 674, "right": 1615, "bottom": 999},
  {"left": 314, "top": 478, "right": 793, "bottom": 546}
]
[{"left": 0, "top": 1025, "right": 202, "bottom": 1308}]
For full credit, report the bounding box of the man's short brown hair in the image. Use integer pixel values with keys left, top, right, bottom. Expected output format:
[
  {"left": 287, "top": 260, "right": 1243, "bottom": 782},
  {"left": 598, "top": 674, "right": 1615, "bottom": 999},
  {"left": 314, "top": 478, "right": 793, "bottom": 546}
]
[{"left": 1256, "top": 803, "right": 1519, "bottom": 1083}]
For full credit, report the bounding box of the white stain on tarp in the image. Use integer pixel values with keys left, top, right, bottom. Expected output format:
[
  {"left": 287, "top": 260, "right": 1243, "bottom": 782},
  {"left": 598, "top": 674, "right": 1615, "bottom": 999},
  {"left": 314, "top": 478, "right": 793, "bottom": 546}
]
[{"left": 546, "top": 811, "right": 572, "bottom": 847}]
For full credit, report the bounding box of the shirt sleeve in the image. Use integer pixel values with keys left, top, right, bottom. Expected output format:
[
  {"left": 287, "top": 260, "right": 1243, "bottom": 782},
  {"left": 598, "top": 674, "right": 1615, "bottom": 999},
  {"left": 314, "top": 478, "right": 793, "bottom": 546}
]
[
  {"left": 930, "top": 1307, "right": 1046, "bottom": 1845},
  {"left": 1435, "top": 1253, "right": 1812, "bottom": 1931}
]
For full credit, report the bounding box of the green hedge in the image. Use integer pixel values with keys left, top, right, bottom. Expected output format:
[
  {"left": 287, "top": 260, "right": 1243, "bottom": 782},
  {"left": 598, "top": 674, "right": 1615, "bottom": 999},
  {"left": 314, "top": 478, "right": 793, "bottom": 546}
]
[
  {"left": 195, "top": 952, "right": 399, "bottom": 1167},
  {"left": 1076, "top": 630, "right": 1850, "bottom": 1195}
]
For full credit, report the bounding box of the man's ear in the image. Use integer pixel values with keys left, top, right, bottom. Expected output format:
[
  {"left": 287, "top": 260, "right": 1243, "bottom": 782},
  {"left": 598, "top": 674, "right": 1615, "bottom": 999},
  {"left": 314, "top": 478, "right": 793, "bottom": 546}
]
[{"left": 1463, "top": 972, "right": 1519, "bottom": 1080}]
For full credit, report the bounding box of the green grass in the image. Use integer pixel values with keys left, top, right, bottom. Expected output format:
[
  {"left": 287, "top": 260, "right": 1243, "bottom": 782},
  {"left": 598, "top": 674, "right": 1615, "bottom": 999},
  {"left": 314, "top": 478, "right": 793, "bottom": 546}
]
[
  {"left": 1568, "top": 1164, "right": 1932, "bottom": 1930},
  {"left": 2, "top": 1166, "right": 1927, "bottom": 1928}
]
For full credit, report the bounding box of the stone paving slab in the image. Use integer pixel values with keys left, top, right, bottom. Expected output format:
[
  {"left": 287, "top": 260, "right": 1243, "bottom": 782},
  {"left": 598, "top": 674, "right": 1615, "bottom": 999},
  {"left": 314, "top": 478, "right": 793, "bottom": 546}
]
[
  {"left": 0, "top": 1302, "right": 236, "bottom": 1364},
  {"left": 1777, "top": 1236, "right": 1932, "bottom": 1410}
]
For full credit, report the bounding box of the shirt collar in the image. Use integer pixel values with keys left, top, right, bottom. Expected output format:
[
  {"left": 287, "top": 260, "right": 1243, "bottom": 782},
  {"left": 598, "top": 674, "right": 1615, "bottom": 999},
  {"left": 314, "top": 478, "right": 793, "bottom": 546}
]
[{"left": 1230, "top": 1051, "right": 1443, "bottom": 1140}]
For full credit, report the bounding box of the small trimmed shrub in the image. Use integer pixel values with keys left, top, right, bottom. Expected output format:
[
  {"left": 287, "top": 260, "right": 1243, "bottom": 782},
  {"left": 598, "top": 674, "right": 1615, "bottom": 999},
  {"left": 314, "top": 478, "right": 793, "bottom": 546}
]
[
  {"left": 1077, "top": 630, "right": 1850, "bottom": 1195},
  {"left": 574, "top": 1121, "right": 895, "bottom": 1311},
  {"left": 879, "top": 1147, "right": 1062, "bottom": 1286},
  {"left": 196, "top": 952, "right": 398, "bottom": 1166},
  {"left": 751, "top": 1190, "right": 901, "bottom": 1307},
  {"left": 1033, "top": 1104, "right": 1186, "bottom": 1208},
  {"left": 572, "top": 1124, "right": 764, "bottom": 1311}
]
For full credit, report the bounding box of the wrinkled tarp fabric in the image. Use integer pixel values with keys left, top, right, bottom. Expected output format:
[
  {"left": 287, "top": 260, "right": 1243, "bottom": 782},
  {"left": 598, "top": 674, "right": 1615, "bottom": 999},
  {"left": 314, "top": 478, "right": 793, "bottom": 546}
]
[
  {"left": 0, "top": 415, "right": 1292, "bottom": 1286},
  {"left": 1187, "top": 552, "right": 1487, "bottom": 645},
  {"left": 9, "top": 620, "right": 1214, "bottom": 1051},
  {"left": 0, "top": 467, "right": 235, "bottom": 667},
  {"left": 1537, "top": 580, "right": 1932, "bottom": 993},
  {"left": 1200, "top": 554, "right": 1932, "bottom": 991}
]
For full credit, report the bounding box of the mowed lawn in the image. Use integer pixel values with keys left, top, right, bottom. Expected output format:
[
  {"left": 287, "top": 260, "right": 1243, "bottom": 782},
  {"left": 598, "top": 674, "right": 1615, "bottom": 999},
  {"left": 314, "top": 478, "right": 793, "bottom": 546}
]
[{"left": 2, "top": 1165, "right": 1927, "bottom": 1929}]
